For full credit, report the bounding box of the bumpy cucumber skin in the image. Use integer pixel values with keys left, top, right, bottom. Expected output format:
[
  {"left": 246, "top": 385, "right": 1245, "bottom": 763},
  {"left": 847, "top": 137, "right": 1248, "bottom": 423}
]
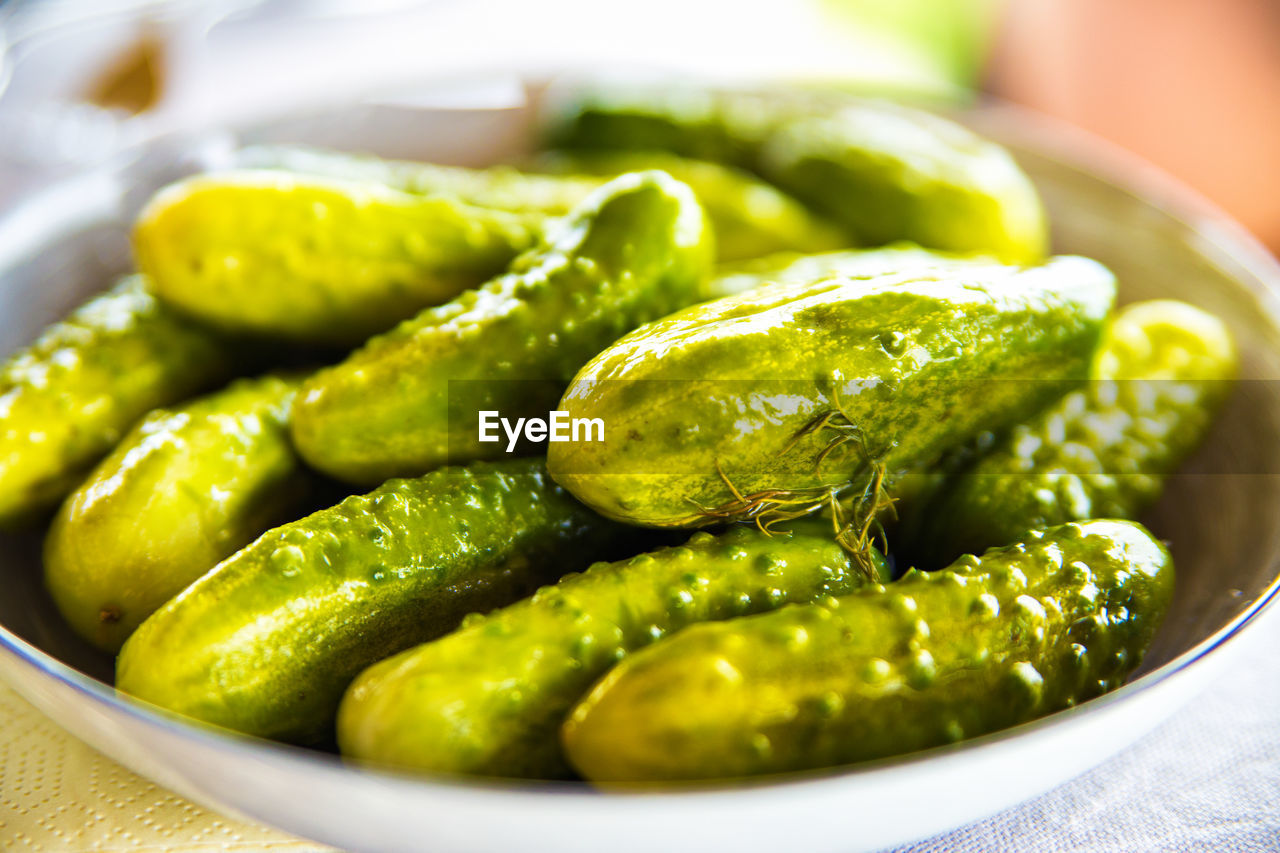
[
  {"left": 242, "top": 145, "right": 841, "bottom": 263},
  {"left": 550, "top": 89, "right": 1047, "bottom": 263},
  {"left": 291, "top": 171, "right": 714, "bottom": 485},
  {"left": 548, "top": 256, "right": 1116, "bottom": 527},
  {"left": 133, "top": 170, "right": 543, "bottom": 344},
  {"left": 44, "top": 374, "right": 307, "bottom": 652},
  {"left": 916, "top": 300, "right": 1237, "bottom": 566},
  {"left": 338, "top": 521, "right": 884, "bottom": 779},
  {"left": 235, "top": 145, "right": 600, "bottom": 215},
  {"left": 759, "top": 106, "right": 1047, "bottom": 264},
  {"left": 0, "top": 276, "right": 233, "bottom": 527},
  {"left": 115, "top": 458, "right": 627, "bottom": 744},
  {"left": 706, "top": 243, "right": 1000, "bottom": 300},
  {"left": 562, "top": 519, "right": 1174, "bottom": 782},
  {"left": 550, "top": 88, "right": 797, "bottom": 169},
  {"left": 534, "top": 151, "right": 846, "bottom": 263}
]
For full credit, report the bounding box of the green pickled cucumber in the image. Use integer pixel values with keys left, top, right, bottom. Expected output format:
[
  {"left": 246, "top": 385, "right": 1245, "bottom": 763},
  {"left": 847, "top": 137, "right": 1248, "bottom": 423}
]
[
  {"left": 913, "top": 300, "right": 1237, "bottom": 566},
  {"left": 44, "top": 374, "right": 308, "bottom": 652},
  {"left": 562, "top": 518, "right": 1174, "bottom": 782},
  {"left": 548, "top": 255, "right": 1116, "bottom": 528},
  {"left": 549, "top": 88, "right": 801, "bottom": 168},
  {"left": 533, "top": 151, "right": 846, "bottom": 262},
  {"left": 550, "top": 88, "right": 1047, "bottom": 263},
  {"left": 706, "top": 243, "right": 999, "bottom": 300},
  {"left": 115, "top": 458, "right": 629, "bottom": 744},
  {"left": 0, "top": 275, "right": 234, "bottom": 526},
  {"left": 759, "top": 105, "right": 1046, "bottom": 263},
  {"left": 291, "top": 170, "right": 714, "bottom": 485},
  {"left": 133, "top": 171, "right": 544, "bottom": 344},
  {"left": 235, "top": 145, "right": 600, "bottom": 215},
  {"left": 241, "top": 145, "right": 838, "bottom": 263},
  {"left": 338, "top": 521, "right": 886, "bottom": 779}
]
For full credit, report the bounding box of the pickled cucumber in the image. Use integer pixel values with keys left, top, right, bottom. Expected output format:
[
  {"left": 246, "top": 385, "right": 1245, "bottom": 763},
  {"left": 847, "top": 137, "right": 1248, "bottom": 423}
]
[
  {"left": 241, "top": 146, "right": 843, "bottom": 263},
  {"left": 44, "top": 374, "right": 308, "bottom": 652},
  {"left": 706, "top": 243, "right": 998, "bottom": 300},
  {"left": 550, "top": 88, "right": 1047, "bottom": 263},
  {"left": 532, "top": 151, "right": 846, "bottom": 262},
  {"left": 115, "top": 458, "right": 630, "bottom": 744},
  {"left": 760, "top": 105, "right": 1046, "bottom": 263},
  {"left": 235, "top": 145, "right": 599, "bottom": 215},
  {"left": 338, "top": 521, "right": 885, "bottom": 779},
  {"left": 291, "top": 170, "right": 713, "bottom": 485},
  {"left": 0, "top": 276, "right": 234, "bottom": 526},
  {"left": 548, "top": 255, "right": 1116, "bottom": 527},
  {"left": 912, "top": 300, "right": 1237, "bottom": 566},
  {"left": 562, "top": 519, "right": 1173, "bottom": 782},
  {"left": 134, "top": 171, "right": 543, "bottom": 344}
]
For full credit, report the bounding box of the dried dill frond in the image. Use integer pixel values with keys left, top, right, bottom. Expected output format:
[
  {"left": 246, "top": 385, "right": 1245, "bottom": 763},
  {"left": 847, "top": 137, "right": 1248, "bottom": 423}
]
[
  {"left": 691, "top": 389, "right": 899, "bottom": 579},
  {"left": 689, "top": 460, "right": 839, "bottom": 535},
  {"left": 782, "top": 387, "right": 890, "bottom": 477},
  {"left": 830, "top": 460, "right": 897, "bottom": 580}
]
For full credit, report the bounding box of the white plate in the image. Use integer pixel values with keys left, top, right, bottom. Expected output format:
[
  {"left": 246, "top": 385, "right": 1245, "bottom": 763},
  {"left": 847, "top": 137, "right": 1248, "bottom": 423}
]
[{"left": 2, "top": 88, "right": 1280, "bottom": 853}]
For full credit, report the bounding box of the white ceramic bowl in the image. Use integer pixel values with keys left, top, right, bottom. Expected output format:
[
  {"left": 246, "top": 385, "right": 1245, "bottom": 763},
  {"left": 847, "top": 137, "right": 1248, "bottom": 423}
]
[{"left": 2, "top": 91, "right": 1279, "bottom": 853}]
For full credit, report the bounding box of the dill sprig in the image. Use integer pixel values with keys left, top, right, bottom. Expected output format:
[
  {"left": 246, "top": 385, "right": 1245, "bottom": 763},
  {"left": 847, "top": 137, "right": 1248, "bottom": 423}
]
[
  {"left": 689, "top": 460, "right": 839, "bottom": 535},
  {"left": 779, "top": 387, "right": 872, "bottom": 476},
  {"left": 693, "top": 389, "right": 898, "bottom": 579},
  {"left": 830, "top": 460, "right": 896, "bottom": 580}
]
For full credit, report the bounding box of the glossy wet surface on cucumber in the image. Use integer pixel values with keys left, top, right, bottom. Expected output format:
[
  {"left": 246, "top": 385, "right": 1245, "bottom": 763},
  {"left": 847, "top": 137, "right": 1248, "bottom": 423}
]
[
  {"left": 44, "top": 374, "right": 307, "bottom": 652},
  {"left": 551, "top": 88, "right": 1047, "bottom": 263},
  {"left": 705, "top": 243, "right": 1000, "bottom": 300},
  {"left": 115, "top": 458, "right": 631, "bottom": 744},
  {"left": 134, "top": 171, "right": 543, "bottom": 344},
  {"left": 245, "top": 145, "right": 843, "bottom": 264},
  {"left": 533, "top": 150, "right": 847, "bottom": 262},
  {"left": 562, "top": 519, "right": 1174, "bottom": 782},
  {"left": 291, "top": 170, "right": 713, "bottom": 485},
  {"left": 235, "top": 145, "right": 600, "bottom": 215},
  {"left": 0, "top": 276, "right": 234, "bottom": 527},
  {"left": 550, "top": 255, "right": 1116, "bottom": 527},
  {"left": 338, "top": 522, "right": 885, "bottom": 779},
  {"left": 912, "top": 300, "right": 1237, "bottom": 566}
]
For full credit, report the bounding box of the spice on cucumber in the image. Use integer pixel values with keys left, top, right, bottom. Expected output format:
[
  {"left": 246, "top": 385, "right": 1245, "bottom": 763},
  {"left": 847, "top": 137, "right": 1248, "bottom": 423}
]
[{"left": 549, "top": 255, "right": 1116, "bottom": 529}]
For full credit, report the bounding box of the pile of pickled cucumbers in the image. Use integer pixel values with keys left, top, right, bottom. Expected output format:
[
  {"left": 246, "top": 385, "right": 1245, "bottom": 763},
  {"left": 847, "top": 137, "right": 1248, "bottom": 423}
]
[{"left": 1, "top": 87, "right": 1238, "bottom": 784}]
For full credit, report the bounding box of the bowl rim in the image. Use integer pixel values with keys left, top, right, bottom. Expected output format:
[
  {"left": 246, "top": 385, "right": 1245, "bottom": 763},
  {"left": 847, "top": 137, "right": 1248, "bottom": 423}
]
[{"left": 2, "top": 95, "right": 1280, "bottom": 806}]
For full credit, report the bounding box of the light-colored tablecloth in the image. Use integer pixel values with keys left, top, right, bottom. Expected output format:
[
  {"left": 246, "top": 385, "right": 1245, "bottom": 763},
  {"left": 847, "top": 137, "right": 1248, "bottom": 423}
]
[
  {"left": 2, "top": 604, "right": 1278, "bottom": 852},
  {"left": 0, "top": 685, "right": 328, "bottom": 851}
]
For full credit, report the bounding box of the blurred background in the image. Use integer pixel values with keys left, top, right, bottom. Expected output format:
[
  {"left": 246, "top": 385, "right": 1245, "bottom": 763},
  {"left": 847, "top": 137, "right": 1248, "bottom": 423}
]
[{"left": 0, "top": 0, "right": 1276, "bottom": 251}]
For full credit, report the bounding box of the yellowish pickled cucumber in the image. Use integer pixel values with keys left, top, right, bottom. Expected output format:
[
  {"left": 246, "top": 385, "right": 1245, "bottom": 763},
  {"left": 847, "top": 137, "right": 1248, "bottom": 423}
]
[
  {"left": 0, "top": 276, "right": 234, "bottom": 526},
  {"left": 533, "top": 150, "right": 846, "bottom": 262},
  {"left": 550, "top": 88, "right": 1047, "bottom": 263},
  {"left": 116, "top": 458, "right": 632, "bottom": 744},
  {"left": 548, "top": 256, "right": 1115, "bottom": 527},
  {"left": 291, "top": 170, "right": 713, "bottom": 485},
  {"left": 913, "top": 300, "right": 1237, "bottom": 565},
  {"left": 133, "top": 171, "right": 543, "bottom": 345},
  {"left": 235, "top": 145, "right": 600, "bottom": 214},
  {"left": 562, "top": 519, "right": 1173, "bottom": 782},
  {"left": 759, "top": 104, "right": 1047, "bottom": 263},
  {"left": 338, "top": 522, "right": 885, "bottom": 779},
  {"left": 44, "top": 374, "right": 308, "bottom": 652},
  {"left": 241, "top": 145, "right": 839, "bottom": 263},
  {"left": 706, "top": 243, "right": 998, "bottom": 300}
]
